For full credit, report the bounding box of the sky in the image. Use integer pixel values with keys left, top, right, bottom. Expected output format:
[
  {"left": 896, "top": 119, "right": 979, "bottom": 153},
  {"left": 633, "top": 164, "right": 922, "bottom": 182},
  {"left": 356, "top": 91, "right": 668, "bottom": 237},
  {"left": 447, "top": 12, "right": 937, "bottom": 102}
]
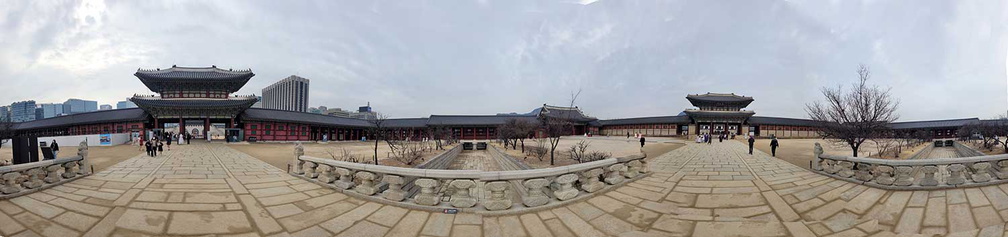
[{"left": 1, "top": 0, "right": 1007, "bottom": 121}]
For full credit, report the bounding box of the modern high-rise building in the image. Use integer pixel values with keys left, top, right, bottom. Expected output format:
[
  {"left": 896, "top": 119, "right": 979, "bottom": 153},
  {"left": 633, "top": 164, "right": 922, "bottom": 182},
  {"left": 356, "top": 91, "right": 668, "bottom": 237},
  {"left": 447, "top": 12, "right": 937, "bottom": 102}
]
[
  {"left": 261, "top": 75, "right": 309, "bottom": 112},
  {"left": 10, "top": 100, "right": 37, "bottom": 122},
  {"left": 36, "top": 103, "right": 64, "bottom": 119},
  {"left": 251, "top": 96, "right": 263, "bottom": 108},
  {"left": 63, "top": 98, "right": 98, "bottom": 114},
  {"left": 116, "top": 101, "right": 137, "bottom": 109},
  {"left": 100, "top": 104, "right": 113, "bottom": 110},
  {"left": 0, "top": 106, "right": 8, "bottom": 121}
]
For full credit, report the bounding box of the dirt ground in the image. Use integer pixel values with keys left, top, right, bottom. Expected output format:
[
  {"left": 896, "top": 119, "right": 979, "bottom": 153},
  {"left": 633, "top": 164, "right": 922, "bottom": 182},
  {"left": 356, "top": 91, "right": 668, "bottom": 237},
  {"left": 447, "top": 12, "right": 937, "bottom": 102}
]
[
  {"left": 228, "top": 141, "right": 451, "bottom": 171},
  {"left": 495, "top": 136, "right": 685, "bottom": 169},
  {"left": 752, "top": 138, "right": 931, "bottom": 170},
  {"left": 0, "top": 144, "right": 142, "bottom": 172}
]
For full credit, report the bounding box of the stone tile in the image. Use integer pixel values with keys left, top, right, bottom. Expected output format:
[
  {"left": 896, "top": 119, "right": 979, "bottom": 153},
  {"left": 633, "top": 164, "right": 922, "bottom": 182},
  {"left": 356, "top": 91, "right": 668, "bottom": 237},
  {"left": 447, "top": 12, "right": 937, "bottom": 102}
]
[
  {"left": 115, "top": 209, "right": 169, "bottom": 234},
  {"left": 318, "top": 202, "right": 383, "bottom": 234},
  {"left": 923, "top": 197, "right": 946, "bottom": 227},
  {"left": 290, "top": 226, "right": 332, "bottom": 237},
  {"left": 237, "top": 194, "right": 283, "bottom": 235},
  {"left": 184, "top": 192, "right": 238, "bottom": 203},
  {"left": 9, "top": 196, "right": 64, "bottom": 218},
  {"left": 844, "top": 188, "right": 885, "bottom": 214},
  {"left": 0, "top": 209, "right": 25, "bottom": 235},
  {"left": 589, "top": 214, "right": 638, "bottom": 236},
  {"left": 15, "top": 212, "right": 80, "bottom": 237},
  {"left": 980, "top": 186, "right": 1008, "bottom": 210},
  {"left": 421, "top": 212, "right": 456, "bottom": 237},
  {"left": 586, "top": 196, "right": 660, "bottom": 227},
  {"left": 693, "top": 221, "right": 787, "bottom": 236},
  {"left": 947, "top": 203, "right": 976, "bottom": 233},
  {"left": 454, "top": 213, "right": 483, "bottom": 225},
  {"left": 366, "top": 205, "right": 409, "bottom": 227},
  {"left": 292, "top": 193, "right": 346, "bottom": 210},
  {"left": 266, "top": 203, "right": 304, "bottom": 218},
  {"left": 451, "top": 225, "right": 482, "bottom": 237},
  {"left": 551, "top": 207, "right": 607, "bottom": 237},
  {"left": 947, "top": 189, "right": 968, "bottom": 204},
  {"left": 49, "top": 198, "right": 111, "bottom": 216},
  {"left": 964, "top": 188, "right": 991, "bottom": 207},
  {"left": 53, "top": 211, "right": 100, "bottom": 232},
  {"left": 167, "top": 211, "right": 254, "bottom": 235},
  {"left": 543, "top": 218, "right": 576, "bottom": 237},
  {"left": 0, "top": 201, "right": 25, "bottom": 215},
  {"left": 249, "top": 186, "right": 298, "bottom": 198},
  {"left": 804, "top": 199, "right": 845, "bottom": 221},
  {"left": 519, "top": 214, "right": 552, "bottom": 237},
  {"left": 386, "top": 211, "right": 429, "bottom": 237},
  {"left": 894, "top": 207, "right": 923, "bottom": 234},
  {"left": 971, "top": 206, "right": 1002, "bottom": 229},
  {"left": 134, "top": 191, "right": 168, "bottom": 202}
]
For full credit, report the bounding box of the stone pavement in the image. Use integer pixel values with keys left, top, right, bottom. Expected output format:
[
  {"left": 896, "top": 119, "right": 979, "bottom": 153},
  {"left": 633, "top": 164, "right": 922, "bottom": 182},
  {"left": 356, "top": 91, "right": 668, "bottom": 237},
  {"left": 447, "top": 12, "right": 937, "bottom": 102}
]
[{"left": 1, "top": 141, "right": 1008, "bottom": 236}]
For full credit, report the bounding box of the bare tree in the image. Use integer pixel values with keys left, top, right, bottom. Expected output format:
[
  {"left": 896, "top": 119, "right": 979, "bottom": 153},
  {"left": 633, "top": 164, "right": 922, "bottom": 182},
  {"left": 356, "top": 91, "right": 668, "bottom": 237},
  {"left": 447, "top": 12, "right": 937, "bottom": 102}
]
[
  {"left": 427, "top": 126, "right": 453, "bottom": 150},
  {"left": 806, "top": 65, "right": 900, "bottom": 157},
  {"left": 540, "top": 89, "right": 582, "bottom": 165},
  {"left": 959, "top": 117, "right": 1008, "bottom": 153},
  {"left": 326, "top": 147, "right": 368, "bottom": 164},
  {"left": 367, "top": 114, "right": 388, "bottom": 165},
  {"left": 566, "top": 140, "right": 611, "bottom": 163},
  {"left": 498, "top": 118, "right": 536, "bottom": 152},
  {"left": 525, "top": 138, "right": 548, "bottom": 161}
]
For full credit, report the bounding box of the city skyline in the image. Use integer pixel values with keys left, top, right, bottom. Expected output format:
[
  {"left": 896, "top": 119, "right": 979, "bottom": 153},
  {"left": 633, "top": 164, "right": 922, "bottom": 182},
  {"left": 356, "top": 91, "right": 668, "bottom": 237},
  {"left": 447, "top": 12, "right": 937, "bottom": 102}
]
[{"left": 0, "top": 1, "right": 1006, "bottom": 121}]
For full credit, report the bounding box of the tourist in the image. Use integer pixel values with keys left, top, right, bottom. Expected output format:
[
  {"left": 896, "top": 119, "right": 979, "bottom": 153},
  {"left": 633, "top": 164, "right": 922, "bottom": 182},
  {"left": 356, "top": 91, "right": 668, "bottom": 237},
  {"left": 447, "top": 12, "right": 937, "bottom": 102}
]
[
  {"left": 718, "top": 134, "right": 723, "bottom": 143},
  {"left": 145, "top": 140, "right": 153, "bottom": 157},
  {"left": 156, "top": 140, "right": 163, "bottom": 156},
  {"left": 706, "top": 133, "right": 711, "bottom": 144},
  {"left": 166, "top": 135, "right": 171, "bottom": 150},
  {"left": 186, "top": 133, "right": 191, "bottom": 144},
  {"left": 639, "top": 136, "right": 646, "bottom": 148},
  {"left": 770, "top": 137, "right": 779, "bottom": 157},
  {"left": 50, "top": 140, "right": 59, "bottom": 158},
  {"left": 747, "top": 135, "right": 755, "bottom": 155}
]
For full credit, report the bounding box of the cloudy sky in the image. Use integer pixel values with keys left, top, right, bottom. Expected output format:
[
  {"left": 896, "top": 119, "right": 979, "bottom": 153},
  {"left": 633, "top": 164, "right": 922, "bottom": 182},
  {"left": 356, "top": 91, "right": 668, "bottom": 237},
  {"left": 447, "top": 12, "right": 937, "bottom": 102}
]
[{"left": 1, "top": 0, "right": 1006, "bottom": 121}]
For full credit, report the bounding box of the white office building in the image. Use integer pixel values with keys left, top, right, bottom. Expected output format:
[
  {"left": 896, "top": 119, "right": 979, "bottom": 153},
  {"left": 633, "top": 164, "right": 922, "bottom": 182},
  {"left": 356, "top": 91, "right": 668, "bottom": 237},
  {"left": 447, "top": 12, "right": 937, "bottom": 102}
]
[{"left": 261, "top": 75, "right": 309, "bottom": 112}]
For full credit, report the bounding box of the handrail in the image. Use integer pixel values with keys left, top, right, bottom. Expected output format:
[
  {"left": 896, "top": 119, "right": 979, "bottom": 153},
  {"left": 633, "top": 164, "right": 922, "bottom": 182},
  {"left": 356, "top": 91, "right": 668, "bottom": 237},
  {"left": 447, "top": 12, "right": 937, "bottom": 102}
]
[
  {"left": 0, "top": 141, "right": 93, "bottom": 199},
  {"left": 812, "top": 141, "right": 1008, "bottom": 190},
  {"left": 290, "top": 142, "right": 648, "bottom": 214}
]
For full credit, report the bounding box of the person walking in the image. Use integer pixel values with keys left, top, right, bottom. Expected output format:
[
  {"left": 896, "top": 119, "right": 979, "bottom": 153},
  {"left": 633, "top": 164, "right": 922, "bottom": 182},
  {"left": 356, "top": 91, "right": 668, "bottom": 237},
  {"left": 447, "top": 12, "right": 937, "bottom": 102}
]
[
  {"left": 639, "top": 136, "right": 646, "bottom": 148},
  {"left": 770, "top": 137, "right": 780, "bottom": 157},
  {"left": 51, "top": 140, "right": 60, "bottom": 158},
  {"left": 186, "top": 133, "right": 191, "bottom": 145},
  {"left": 747, "top": 135, "right": 755, "bottom": 155},
  {"left": 706, "top": 134, "right": 712, "bottom": 144},
  {"left": 718, "top": 134, "right": 723, "bottom": 143},
  {"left": 156, "top": 140, "right": 163, "bottom": 156},
  {"left": 145, "top": 140, "right": 153, "bottom": 157}
]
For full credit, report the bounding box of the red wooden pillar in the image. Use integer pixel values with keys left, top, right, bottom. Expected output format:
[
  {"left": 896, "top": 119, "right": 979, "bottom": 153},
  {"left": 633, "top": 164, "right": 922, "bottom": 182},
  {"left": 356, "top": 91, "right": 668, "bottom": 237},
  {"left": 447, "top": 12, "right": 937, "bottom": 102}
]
[
  {"left": 154, "top": 117, "right": 159, "bottom": 129},
  {"left": 230, "top": 117, "right": 235, "bottom": 129},
  {"left": 204, "top": 117, "right": 210, "bottom": 137},
  {"left": 179, "top": 117, "right": 185, "bottom": 135}
]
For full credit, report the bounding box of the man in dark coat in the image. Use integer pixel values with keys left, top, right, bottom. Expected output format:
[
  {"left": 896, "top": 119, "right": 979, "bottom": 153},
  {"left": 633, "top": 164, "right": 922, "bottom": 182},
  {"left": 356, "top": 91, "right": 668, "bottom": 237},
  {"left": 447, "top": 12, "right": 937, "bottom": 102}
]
[
  {"left": 770, "top": 137, "right": 780, "bottom": 157},
  {"left": 50, "top": 140, "right": 60, "bottom": 158},
  {"left": 145, "top": 140, "right": 153, "bottom": 157},
  {"left": 718, "top": 134, "right": 723, "bottom": 143},
  {"left": 639, "top": 136, "right": 646, "bottom": 148},
  {"left": 706, "top": 134, "right": 711, "bottom": 144},
  {"left": 747, "top": 136, "right": 755, "bottom": 155}
]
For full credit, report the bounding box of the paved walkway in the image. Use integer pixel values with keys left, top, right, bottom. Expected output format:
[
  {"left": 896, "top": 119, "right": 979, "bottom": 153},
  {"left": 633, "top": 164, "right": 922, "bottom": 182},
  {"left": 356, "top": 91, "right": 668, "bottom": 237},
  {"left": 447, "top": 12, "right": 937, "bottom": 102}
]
[{"left": 0, "top": 142, "right": 1007, "bottom": 236}]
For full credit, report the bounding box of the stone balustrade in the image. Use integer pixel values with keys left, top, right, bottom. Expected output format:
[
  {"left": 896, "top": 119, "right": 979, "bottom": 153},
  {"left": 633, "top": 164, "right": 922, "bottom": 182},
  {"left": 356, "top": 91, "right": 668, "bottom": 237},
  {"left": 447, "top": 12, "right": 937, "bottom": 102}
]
[
  {"left": 812, "top": 142, "right": 1008, "bottom": 190},
  {"left": 0, "top": 141, "right": 93, "bottom": 199},
  {"left": 292, "top": 149, "right": 647, "bottom": 214}
]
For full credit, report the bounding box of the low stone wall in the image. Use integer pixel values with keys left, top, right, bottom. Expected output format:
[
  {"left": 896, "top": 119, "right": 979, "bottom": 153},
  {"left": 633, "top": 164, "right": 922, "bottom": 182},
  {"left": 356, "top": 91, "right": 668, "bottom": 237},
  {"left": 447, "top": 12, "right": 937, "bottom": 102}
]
[
  {"left": 0, "top": 142, "right": 93, "bottom": 199},
  {"left": 415, "top": 145, "right": 462, "bottom": 170},
  {"left": 812, "top": 143, "right": 1008, "bottom": 190},
  {"left": 906, "top": 143, "right": 934, "bottom": 160},
  {"left": 290, "top": 144, "right": 648, "bottom": 215},
  {"left": 953, "top": 141, "right": 985, "bottom": 157},
  {"left": 488, "top": 145, "right": 531, "bottom": 171}
]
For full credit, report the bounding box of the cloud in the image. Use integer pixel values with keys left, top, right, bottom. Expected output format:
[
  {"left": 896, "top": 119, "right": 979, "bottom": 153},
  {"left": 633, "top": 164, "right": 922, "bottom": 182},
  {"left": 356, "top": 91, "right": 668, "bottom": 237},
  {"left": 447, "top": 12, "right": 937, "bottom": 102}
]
[{"left": 0, "top": 0, "right": 1005, "bottom": 121}]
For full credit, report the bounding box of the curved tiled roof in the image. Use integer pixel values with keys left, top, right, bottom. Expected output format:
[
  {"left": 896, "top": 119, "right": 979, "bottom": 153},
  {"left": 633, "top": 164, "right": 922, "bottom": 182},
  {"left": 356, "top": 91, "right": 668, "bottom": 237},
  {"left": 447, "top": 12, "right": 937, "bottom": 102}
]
[
  {"left": 686, "top": 93, "right": 754, "bottom": 102},
  {"left": 890, "top": 118, "right": 979, "bottom": 130},
  {"left": 13, "top": 108, "right": 148, "bottom": 130},
  {"left": 135, "top": 65, "right": 254, "bottom": 93},
  {"left": 428, "top": 115, "right": 538, "bottom": 126},
  {"left": 130, "top": 96, "right": 259, "bottom": 108},
  {"left": 748, "top": 116, "right": 822, "bottom": 127},
  {"left": 385, "top": 118, "right": 431, "bottom": 128},
  {"left": 538, "top": 105, "right": 597, "bottom": 123},
  {"left": 595, "top": 116, "right": 690, "bottom": 126},
  {"left": 241, "top": 108, "right": 372, "bottom": 127}
]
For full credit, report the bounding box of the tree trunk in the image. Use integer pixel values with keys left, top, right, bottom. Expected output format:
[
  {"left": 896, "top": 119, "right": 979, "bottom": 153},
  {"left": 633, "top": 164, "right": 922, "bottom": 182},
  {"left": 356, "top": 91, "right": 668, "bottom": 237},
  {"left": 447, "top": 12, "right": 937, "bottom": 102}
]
[
  {"left": 852, "top": 145, "right": 859, "bottom": 157},
  {"left": 520, "top": 139, "right": 525, "bottom": 153},
  {"left": 550, "top": 150, "right": 555, "bottom": 165},
  {"left": 374, "top": 138, "right": 379, "bottom": 164}
]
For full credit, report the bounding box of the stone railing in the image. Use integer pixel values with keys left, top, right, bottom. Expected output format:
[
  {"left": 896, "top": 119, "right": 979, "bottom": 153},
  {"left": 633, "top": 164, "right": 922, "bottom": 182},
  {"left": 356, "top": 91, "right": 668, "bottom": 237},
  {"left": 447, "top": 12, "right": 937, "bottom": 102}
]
[
  {"left": 906, "top": 143, "right": 934, "bottom": 160},
  {"left": 291, "top": 148, "right": 648, "bottom": 214},
  {"left": 415, "top": 145, "right": 463, "bottom": 170},
  {"left": 487, "top": 145, "right": 531, "bottom": 170},
  {"left": 953, "top": 141, "right": 985, "bottom": 157},
  {"left": 0, "top": 142, "right": 93, "bottom": 199},
  {"left": 812, "top": 142, "right": 1008, "bottom": 190}
]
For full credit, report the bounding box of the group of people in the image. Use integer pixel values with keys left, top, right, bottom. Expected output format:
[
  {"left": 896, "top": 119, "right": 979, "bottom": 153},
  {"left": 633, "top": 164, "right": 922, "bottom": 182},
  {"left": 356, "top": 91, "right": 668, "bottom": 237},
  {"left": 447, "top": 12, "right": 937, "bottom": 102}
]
[
  {"left": 144, "top": 137, "right": 164, "bottom": 157},
  {"left": 746, "top": 135, "right": 780, "bottom": 157},
  {"left": 694, "top": 133, "right": 734, "bottom": 143},
  {"left": 689, "top": 132, "right": 781, "bottom": 157},
  {"left": 137, "top": 132, "right": 198, "bottom": 157}
]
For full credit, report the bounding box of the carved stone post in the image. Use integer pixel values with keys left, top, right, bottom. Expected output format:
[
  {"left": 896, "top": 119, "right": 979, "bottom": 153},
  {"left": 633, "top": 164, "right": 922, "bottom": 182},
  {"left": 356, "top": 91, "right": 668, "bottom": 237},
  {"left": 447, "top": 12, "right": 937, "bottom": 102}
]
[
  {"left": 291, "top": 143, "right": 305, "bottom": 175},
  {"left": 997, "top": 160, "right": 1008, "bottom": 179},
  {"left": 354, "top": 171, "right": 378, "bottom": 195},
  {"left": 522, "top": 178, "right": 550, "bottom": 207},
  {"left": 333, "top": 168, "right": 354, "bottom": 190},
  {"left": 894, "top": 166, "right": 914, "bottom": 186},
  {"left": 604, "top": 164, "right": 626, "bottom": 184},
  {"left": 874, "top": 165, "right": 894, "bottom": 185},
  {"left": 972, "top": 162, "right": 992, "bottom": 183},
  {"left": 61, "top": 162, "right": 78, "bottom": 179},
  {"left": 77, "top": 141, "right": 90, "bottom": 175},
  {"left": 821, "top": 159, "right": 837, "bottom": 174},
  {"left": 292, "top": 160, "right": 305, "bottom": 175},
  {"left": 22, "top": 168, "right": 44, "bottom": 189},
  {"left": 947, "top": 164, "right": 966, "bottom": 185},
  {"left": 1, "top": 172, "right": 21, "bottom": 194},
  {"left": 414, "top": 178, "right": 440, "bottom": 206},
  {"left": 304, "top": 161, "right": 319, "bottom": 179},
  {"left": 552, "top": 174, "right": 579, "bottom": 201},
  {"left": 813, "top": 143, "right": 824, "bottom": 170},
  {"left": 381, "top": 175, "right": 406, "bottom": 201},
  {"left": 483, "top": 181, "right": 512, "bottom": 211},
  {"left": 318, "top": 165, "right": 336, "bottom": 183},
  {"left": 854, "top": 163, "right": 874, "bottom": 182},
  {"left": 579, "top": 168, "right": 604, "bottom": 193},
  {"left": 43, "top": 165, "right": 62, "bottom": 184},
  {"left": 449, "top": 180, "right": 477, "bottom": 208},
  {"left": 836, "top": 161, "right": 855, "bottom": 178},
  {"left": 919, "top": 166, "right": 939, "bottom": 186},
  {"left": 625, "top": 160, "right": 642, "bottom": 178}
]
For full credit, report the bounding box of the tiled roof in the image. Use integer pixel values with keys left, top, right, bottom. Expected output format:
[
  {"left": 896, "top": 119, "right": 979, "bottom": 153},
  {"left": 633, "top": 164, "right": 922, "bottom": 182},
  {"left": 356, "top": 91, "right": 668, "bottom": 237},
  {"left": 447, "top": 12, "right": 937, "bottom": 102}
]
[
  {"left": 134, "top": 66, "right": 254, "bottom": 93},
  {"left": 385, "top": 118, "right": 430, "bottom": 128},
  {"left": 595, "top": 116, "right": 690, "bottom": 126},
  {"left": 890, "top": 118, "right": 979, "bottom": 130},
  {"left": 130, "top": 96, "right": 259, "bottom": 108},
  {"left": 13, "top": 108, "right": 148, "bottom": 130},
  {"left": 748, "top": 116, "right": 822, "bottom": 127},
  {"left": 242, "top": 108, "right": 372, "bottom": 127},
  {"left": 686, "top": 93, "right": 754, "bottom": 102},
  {"left": 427, "top": 115, "right": 538, "bottom": 126},
  {"left": 538, "top": 105, "right": 597, "bottom": 123}
]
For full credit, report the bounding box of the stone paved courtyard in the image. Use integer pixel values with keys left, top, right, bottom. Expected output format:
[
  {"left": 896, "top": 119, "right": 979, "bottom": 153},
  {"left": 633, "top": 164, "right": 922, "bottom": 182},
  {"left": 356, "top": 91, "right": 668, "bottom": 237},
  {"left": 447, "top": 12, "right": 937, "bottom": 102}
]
[{"left": 1, "top": 141, "right": 1007, "bottom": 236}]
